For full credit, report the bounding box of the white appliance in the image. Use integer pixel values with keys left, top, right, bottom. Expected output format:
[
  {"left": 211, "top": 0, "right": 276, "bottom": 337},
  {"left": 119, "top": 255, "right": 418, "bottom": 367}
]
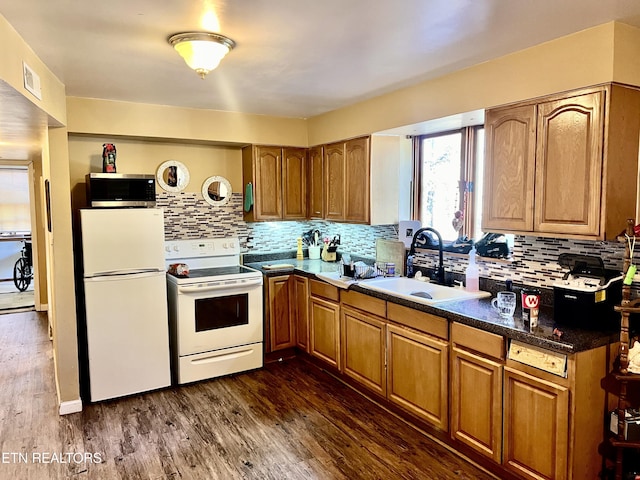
[
  {"left": 80, "top": 208, "right": 171, "bottom": 402},
  {"left": 165, "top": 238, "right": 263, "bottom": 384}
]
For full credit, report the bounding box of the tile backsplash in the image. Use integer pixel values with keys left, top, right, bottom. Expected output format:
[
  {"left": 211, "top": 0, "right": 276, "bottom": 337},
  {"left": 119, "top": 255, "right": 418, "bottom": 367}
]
[
  {"left": 157, "top": 191, "right": 397, "bottom": 256},
  {"left": 157, "top": 192, "right": 251, "bottom": 240},
  {"left": 158, "top": 191, "right": 626, "bottom": 290},
  {"left": 411, "top": 235, "right": 625, "bottom": 289}
]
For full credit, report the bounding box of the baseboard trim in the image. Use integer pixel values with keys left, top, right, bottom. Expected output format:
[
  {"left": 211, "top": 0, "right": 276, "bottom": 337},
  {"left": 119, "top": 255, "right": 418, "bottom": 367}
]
[{"left": 59, "top": 399, "right": 82, "bottom": 415}]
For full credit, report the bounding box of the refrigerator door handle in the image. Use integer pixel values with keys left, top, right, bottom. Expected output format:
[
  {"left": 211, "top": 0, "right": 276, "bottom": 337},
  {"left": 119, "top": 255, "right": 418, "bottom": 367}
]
[{"left": 85, "top": 269, "right": 164, "bottom": 280}]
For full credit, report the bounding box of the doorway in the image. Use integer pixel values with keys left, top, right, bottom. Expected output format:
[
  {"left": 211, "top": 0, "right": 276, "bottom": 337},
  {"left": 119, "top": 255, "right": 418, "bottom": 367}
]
[{"left": 0, "top": 164, "right": 35, "bottom": 312}]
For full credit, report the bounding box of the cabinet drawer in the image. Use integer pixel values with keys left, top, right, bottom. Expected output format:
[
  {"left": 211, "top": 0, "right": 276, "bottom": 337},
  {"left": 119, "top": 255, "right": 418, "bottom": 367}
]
[
  {"left": 341, "top": 290, "right": 386, "bottom": 318},
  {"left": 310, "top": 278, "right": 340, "bottom": 302},
  {"left": 507, "top": 340, "right": 567, "bottom": 378},
  {"left": 387, "top": 302, "right": 448, "bottom": 340},
  {"left": 451, "top": 322, "right": 504, "bottom": 360}
]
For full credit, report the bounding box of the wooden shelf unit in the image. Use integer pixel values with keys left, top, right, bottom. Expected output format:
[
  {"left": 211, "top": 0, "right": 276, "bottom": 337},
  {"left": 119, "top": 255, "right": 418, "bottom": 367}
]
[{"left": 610, "top": 219, "right": 640, "bottom": 479}]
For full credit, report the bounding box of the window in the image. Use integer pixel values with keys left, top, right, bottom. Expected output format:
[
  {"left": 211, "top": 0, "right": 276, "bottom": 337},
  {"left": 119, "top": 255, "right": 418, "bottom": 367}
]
[
  {"left": 414, "top": 126, "right": 484, "bottom": 242},
  {"left": 0, "top": 167, "right": 30, "bottom": 232}
]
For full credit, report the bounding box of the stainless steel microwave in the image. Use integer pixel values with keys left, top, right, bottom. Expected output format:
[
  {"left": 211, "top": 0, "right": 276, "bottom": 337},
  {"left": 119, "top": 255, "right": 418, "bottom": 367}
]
[{"left": 86, "top": 173, "right": 156, "bottom": 208}]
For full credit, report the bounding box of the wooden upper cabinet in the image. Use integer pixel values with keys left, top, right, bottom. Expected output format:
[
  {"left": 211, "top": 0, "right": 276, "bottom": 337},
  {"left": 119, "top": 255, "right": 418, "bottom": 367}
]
[
  {"left": 242, "top": 145, "right": 307, "bottom": 221},
  {"left": 535, "top": 92, "right": 603, "bottom": 236},
  {"left": 308, "top": 145, "right": 324, "bottom": 219},
  {"left": 324, "top": 142, "right": 346, "bottom": 220},
  {"left": 243, "top": 136, "right": 373, "bottom": 223},
  {"left": 254, "top": 146, "right": 283, "bottom": 220},
  {"left": 344, "top": 137, "right": 370, "bottom": 223},
  {"left": 323, "top": 136, "right": 371, "bottom": 223},
  {"left": 483, "top": 84, "right": 640, "bottom": 240},
  {"left": 483, "top": 104, "right": 536, "bottom": 232},
  {"left": 282, "top": 147, "right": 307, "bottom": 219}
]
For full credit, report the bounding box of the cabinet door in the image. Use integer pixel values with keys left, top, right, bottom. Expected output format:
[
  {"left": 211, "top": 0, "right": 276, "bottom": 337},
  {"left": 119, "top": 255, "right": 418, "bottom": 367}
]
[
  {"left": 308, "top": 146, "right": 324, "bottom": 219},
  {"left": 324, "top": 142, "right": 345, "bottom": 220},
  {"left": 483, "top": 104, "right": 536, "bottom": 232},
  {"left": 282, "top": 147, "right": 307, "bottom": 219},
  {"left": 534, "top": 91, "right": 603, "bottom": 236},
  {"left": 451, "top": 347, "right": 502, "bottom": 463},
  {"left": 503, "top": 366, "right": 569, "bottom": 480},
  {"left": 293, "top": 275, "right": 309, "bottom": 352},
  {"left": 254, "top": 146, "right": 283, "bottom": 220},
  {"left": 341, "top": 305, "right": 386, "bottom": 396},
  {"left": 309, "top": 296, "right": 341, "bottom": 369},
  {"left": 266, "top": 275, "right": 294, "bottom": 352},
  {"left": 387, "top": 324, "right": 448, "bottom": 431},
  {"left": 344, "top": 137, "right": 370, "bottom": 223}
]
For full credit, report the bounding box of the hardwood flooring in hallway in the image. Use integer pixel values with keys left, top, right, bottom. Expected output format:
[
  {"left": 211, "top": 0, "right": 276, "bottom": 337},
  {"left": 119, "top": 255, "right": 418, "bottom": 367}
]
[{"left": 0, "top": 310, "right": 495, "bottom": 479}]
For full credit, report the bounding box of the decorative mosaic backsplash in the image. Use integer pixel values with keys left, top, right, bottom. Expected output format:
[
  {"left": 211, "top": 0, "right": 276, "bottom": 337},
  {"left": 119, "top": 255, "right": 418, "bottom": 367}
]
[
  {"left": 157, "top": 191, "right": 626, "bottom": 290},
  {"left": 246, "top": 221, "right": 397, "bottom": 257},
  {"left": 156, "top": 192, "right": 251, "bottom": 240},
  {"left": 412, "top": 235, "right": 625, "bottom": 289},
  {"left": 156, "top": 192, "right": 397, "bottom": 256}
]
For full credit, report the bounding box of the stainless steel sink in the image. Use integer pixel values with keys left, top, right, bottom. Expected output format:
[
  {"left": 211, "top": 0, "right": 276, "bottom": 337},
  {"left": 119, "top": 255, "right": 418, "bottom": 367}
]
[{"left": 358, "top": 276, "right": 490, "bottom": 305}]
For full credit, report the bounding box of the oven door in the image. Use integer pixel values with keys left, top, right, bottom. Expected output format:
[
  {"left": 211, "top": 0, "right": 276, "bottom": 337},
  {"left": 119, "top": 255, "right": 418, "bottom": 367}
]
[{"left": 174, "top": 277, "right": 263, "bottom": 356}]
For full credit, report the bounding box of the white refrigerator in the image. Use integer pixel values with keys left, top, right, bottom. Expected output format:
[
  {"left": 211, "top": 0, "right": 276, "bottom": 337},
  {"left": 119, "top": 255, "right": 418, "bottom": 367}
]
[{"left": 80, "top": 208, "right": 171, "bottom": 402}]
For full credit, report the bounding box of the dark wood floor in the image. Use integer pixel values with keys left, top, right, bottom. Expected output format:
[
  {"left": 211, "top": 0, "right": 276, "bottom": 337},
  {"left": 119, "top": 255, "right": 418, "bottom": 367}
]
[{"left": 0, "top": 310, "right": 496, "bottom": 479}]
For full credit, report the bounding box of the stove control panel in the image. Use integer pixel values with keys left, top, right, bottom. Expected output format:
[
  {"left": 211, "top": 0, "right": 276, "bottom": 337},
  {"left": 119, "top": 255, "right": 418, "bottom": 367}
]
[{"left": 165, "top": 238, "right": 239, "bottom": 260}]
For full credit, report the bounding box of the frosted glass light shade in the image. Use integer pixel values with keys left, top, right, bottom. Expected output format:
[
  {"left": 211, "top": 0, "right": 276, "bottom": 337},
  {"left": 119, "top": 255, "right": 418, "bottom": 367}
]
[{"left": 168, "top": 32, "right": 236, "bottom": 79}]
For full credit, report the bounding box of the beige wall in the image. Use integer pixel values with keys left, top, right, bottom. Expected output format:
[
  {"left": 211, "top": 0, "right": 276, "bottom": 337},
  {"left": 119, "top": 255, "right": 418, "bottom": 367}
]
[
  {"left": 0, "top": 14, "right": 66, "bottom": 125},
  {"left": 0, "top": 13, "right": 79, "bottom": 412},
  {"left": 28, "top": 154, "right": 48, "bottom": 310},
  {"left": 612, "top": 22, "right": 640, "bottom": 83},
  {"left": 68, "top": 135, "right": 243, "bottom": 202},
  {"left": 66, "top": 97, "right": 309, "bottom": 147},
  {"left": 307, "top": 22, "right": 620, "bottom": 145},
  {"left": 43, "top": 127, "right": 80, "bottom": 406},
  {"left": 65, "top": 22, "right": 640, "bottom": 150}
]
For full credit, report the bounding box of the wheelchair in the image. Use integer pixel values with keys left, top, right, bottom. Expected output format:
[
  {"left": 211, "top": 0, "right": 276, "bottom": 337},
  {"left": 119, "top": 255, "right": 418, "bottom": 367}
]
[{"left": 13, "top": 240, "right": 33, "bottom": 292}]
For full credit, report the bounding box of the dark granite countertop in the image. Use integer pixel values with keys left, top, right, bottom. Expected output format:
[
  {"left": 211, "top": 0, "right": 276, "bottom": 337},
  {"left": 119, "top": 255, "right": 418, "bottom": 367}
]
[
  {"left": 245, "top": 256, "right": 618, "bottom": 355},
  {"left": 246, "top": 258, "right": 342, "bottom": 276}
]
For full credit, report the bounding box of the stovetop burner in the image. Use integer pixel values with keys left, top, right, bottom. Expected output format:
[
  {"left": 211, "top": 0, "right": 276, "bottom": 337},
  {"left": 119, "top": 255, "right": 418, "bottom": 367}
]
[{"left": 169, "top": 265, "right": 259, "bottom": 279}]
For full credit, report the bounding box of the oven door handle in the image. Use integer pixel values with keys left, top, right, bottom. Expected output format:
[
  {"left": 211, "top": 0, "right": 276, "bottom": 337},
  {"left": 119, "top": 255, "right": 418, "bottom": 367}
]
[{"left": 177, "top": 278, "right": 263, "bottom": 294}]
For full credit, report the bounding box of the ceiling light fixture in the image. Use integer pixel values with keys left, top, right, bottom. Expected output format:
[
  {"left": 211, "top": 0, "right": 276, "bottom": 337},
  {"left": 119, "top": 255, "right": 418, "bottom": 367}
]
[{"left": 168, "top": 32, "right": 236, "bottom": 79}]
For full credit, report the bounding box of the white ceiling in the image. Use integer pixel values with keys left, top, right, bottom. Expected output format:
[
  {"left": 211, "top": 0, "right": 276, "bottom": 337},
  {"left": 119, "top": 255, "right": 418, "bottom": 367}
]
[{"left": 2, "top": 0, "right": 640, "bottom": 121}]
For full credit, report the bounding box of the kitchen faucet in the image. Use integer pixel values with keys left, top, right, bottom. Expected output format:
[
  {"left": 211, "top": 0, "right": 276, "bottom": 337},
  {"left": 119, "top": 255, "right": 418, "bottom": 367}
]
[{"left": 406, "top": 227, "right": 446, "bottom": 285}]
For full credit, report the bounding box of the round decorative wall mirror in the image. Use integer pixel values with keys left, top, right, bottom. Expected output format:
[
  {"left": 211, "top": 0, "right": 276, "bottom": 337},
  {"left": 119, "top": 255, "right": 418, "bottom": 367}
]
[
  {"left": 202, "top": 176, "right": 232, "bottom": 206},
  {"left": 157, "top": 160, "right": 190, "bottom": 192}
]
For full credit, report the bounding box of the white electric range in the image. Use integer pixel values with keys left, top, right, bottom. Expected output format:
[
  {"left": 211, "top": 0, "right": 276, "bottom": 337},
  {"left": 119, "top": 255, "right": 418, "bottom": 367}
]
[{"left": 165, "top": 238, "right": 263, "bottom": 384}]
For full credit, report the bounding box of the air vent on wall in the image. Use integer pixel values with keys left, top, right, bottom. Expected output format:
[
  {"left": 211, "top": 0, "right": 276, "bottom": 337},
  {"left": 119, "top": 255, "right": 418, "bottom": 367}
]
[{"left": 22, "top": 62, "right": 41, "bottom": 100}]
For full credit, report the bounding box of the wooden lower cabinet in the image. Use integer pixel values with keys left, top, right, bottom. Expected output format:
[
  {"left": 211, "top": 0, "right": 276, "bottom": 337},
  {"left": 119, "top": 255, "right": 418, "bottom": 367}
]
[
  {"left": 386, "top": 324, "right": 448, "bottom": 431},
  {"left": 265, "top": 275, "right": 294, "bottom": 352},
  {"left": 309, "top": 296, "right": 341, "bottom": 369},
  {"left": 503, "top": 366, "right": 569, "bottom": 480},
  {"left": 451, "top": 346, "right": 503, "bottom": 463},
  {"left": 341, "top": 305, "right": 386, "bottom": 396},
  {"left": 293, "top": 275, "right": 309, "bottom": 352},
  {"left": 293, "top": 281, "right": 609, "bottom": 480}
]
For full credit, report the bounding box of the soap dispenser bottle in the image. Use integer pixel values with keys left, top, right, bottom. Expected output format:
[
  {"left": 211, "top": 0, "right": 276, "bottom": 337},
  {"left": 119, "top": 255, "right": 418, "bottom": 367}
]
[{"left": 465, "top": 247, "right": 479, "bottom": 292}]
